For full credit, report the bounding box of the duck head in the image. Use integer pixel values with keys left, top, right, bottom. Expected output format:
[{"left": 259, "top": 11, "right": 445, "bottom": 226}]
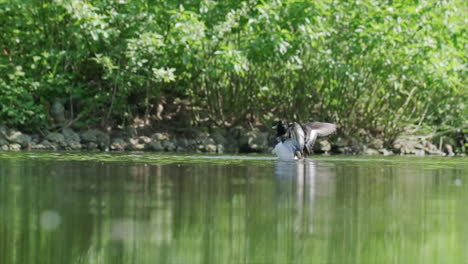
[{"left": 272, "top": 120, "right": 289, "bottom": 137}]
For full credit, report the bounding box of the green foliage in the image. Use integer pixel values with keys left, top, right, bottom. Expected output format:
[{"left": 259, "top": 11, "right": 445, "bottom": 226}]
[{"left": 0, "top": 0, "right": 466, "bottom": 140}]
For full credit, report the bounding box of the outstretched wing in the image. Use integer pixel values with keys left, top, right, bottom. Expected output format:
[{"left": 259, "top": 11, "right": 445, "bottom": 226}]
[
  {"left": 288, "top": 123, "right": 305, "bottom": 152},
  {"left": 302, "top": 122, "right": 336, "bottom": 155}
]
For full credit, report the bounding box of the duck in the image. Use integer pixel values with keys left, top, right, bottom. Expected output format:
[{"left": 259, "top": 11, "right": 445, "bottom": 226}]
[{"left": 272, "top": 120, "right": 336, "bottom": 159}]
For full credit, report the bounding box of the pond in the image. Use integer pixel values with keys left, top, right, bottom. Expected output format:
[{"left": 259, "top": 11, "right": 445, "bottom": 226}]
[{"left": 1, "top": 152, "right": 467, "bottom": 264}]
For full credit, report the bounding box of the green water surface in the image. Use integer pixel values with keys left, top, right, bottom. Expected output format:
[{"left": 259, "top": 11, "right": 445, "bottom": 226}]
[{"left": 1, "top": 152, "right": 467, "bottom": 264}]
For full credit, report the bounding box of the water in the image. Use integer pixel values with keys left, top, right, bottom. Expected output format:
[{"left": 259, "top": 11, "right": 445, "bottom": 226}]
[{"left": 1, "top": 152, "right": 467, "bottom": 264}]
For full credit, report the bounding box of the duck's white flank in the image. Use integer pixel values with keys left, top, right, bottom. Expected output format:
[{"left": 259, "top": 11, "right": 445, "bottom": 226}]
[{"left": 273, "top": 140, "right": 297, "bottom": 160}]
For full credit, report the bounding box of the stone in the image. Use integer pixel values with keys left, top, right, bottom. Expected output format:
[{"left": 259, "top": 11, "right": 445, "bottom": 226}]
[
  {"left": 61, "top": 128, "right": 82, "bottom": 150},
  {"left": 0, "top": 137, "right": 8, "bottom": 147},
  {"left": 161, "top": 140, "right": 176, "bottom": 152},
  {"left": 211, "top": 129, "right": 227, "bottom": 145},
  {"left": 62, "top": 128, "right": 80, "bottom": 140},
  {"left": 175, "top": 138, "right": 189, "bottom": 148},
  {"left": 379, "top": 149, "right": 393, "bottom": 156},
  {"left": 151, "top": 133, "right": 168, "bottom": 141},
  {"left": 239, "top": 129, "right": 269, "bottom": 152},
  {"left": 110, "top": 138, "right": 127, "bottom": 151},
  {"left": 368, "top": 138, "right": 384, "bottom": 149},
  {"left": 336, "top": 146, "right": 352, "bottom": 154},
  {"left": 444, "top": 144, "right": 455, "bottom": 156},
  {"left": 363, "top": 147, "right": 380, "bottom": 155},
  {"left": 127, "top": 137, "right": 145, "bottom": 150},
  {"left": 9, "top": 143, "right": 22, "bottom": 151},
  {"left": 176, "top": 146, "right": 186, "bottom": 152},
  {"left": 6, "top": 130, "right": 32, "bottom": 147},
  {"left": 314, "top": 139, "right": 332, "bottom": 153},
  {"left": 33, "top": 140, "right": 57, "bottom": 150},
  {"left": 138, "top": 136, "right": 152, "bottom": 144},
  {"left": 1, "top": 145, "right": 8, "bottom": 151},
  {"left": 217, "top": 144, "right": 224, "bottom": 154},
  {"left": 46, "top": 132, "right": 66, "bottom": 148},
  {"left": 146, "top": 141, "right": 164, "bottom": 152},
  {"left": 205, "top": 144, "right": 217, "bottom": 153},
  {"left": 200, "top": 136, "right": 216, "bottom": 146},
  {"left": 68, "top": 142, "right": 82, "bottom": 150},
  {"left": 128, "top": 138, "right": 139, "bottom": 145},
  {"left": 29, "top": 134, "right": 41, "bottom": 144},
  {"left": 80, "top": 129, "right": 110, "bottom": 150},
  {"left": 0, "top": 125, "right": 8, "bottom": 138},
  {"left": 131, "top": 143, "right": 146, "bottom": 150},
  {"left": 415, "top": 149, "right": 425, "bottom": 156},
  {"left": 86, "top": 142, "right": 99, "bottom": 150}
]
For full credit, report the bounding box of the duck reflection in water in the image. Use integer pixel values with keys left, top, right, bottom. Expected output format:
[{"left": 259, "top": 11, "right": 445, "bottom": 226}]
[{"left": 274, "top": 159, "right": 318, "bottom": 233}]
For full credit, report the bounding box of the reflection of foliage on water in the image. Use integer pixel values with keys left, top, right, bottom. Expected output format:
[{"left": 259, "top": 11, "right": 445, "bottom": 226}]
[{"left": 0, "top": 155, "right": 467, "bottom": 263}]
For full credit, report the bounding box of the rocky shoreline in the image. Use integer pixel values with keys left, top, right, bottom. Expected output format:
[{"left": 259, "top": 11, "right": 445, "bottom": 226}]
[{"left": 0, "top": 125, "right": 463, "bottom": 156}]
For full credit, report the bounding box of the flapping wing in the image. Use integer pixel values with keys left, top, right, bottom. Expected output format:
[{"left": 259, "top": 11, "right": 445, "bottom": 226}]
[
  {"left": 288, "top": 123, "right": 305, "bottom": 152},
  {"left": 303, "top": 122, "right": 336, "bottom": 137},
  {"left": 303, "top": 122, "right": 336, "bottom": 155}
]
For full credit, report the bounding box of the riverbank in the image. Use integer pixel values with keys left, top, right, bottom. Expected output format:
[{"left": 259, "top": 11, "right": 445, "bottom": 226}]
[{"left": 0, "top": 125, "right": 464, "bottom": 156}]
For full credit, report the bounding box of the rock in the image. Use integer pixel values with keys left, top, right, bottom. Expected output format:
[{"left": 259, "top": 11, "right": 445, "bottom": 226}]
[
  {"left": 128, "top": 138, "right": 139, "bottom": 146},
  {"left": 0, "top": 126, "right": 9, "bottom": 146},
  {"left": 349, "top": 138, "right": 364, "bottom": 154},
  {"left": 379, "top": 149, "right": 393, "bottom": 156},
  {"left": 217, "top": 144, "right": 224, "bottom": 154},
  {"left": 138, "top": 136, "right": 152, "bottom": 144},
  {"left": 415, "top": 149, "right": 425, "bottom": 156},
  {"left": 423, "top": 142, "right": 443, "bottom": 155},
  {"left": 46, "top": 132, "right": 66, "bottom": 148},
  {"left": 186, "top": 139, "right": 198, "bottom": 150},
  {"left": 6, "top": 130, "right": 32, "bottom": 148},
  {"left": 393, "top": 137, "right": 418, "bottom": 154},
  {"left": 314, "top": 139, "right": 332, "bottom": 153},
  {"left": 9, "top": 143, "right": 22, "bottom": 151},
  {"left": 33, "top": 140, "right": 57, "bottom": 150},
  {"left": 132, "top": 143, "right": 146, "bottom": 150},
  {"left": 444, "top": 144, "right": 455, "bottom": 156},
  {"left": 86, "top": 142, "right": 99, "bottom": 151},
  {"left": 146, "top": 141, "right": 164, "bottom": 152},
  {"left": 363, "top": 147, "right": 380, "bottom": 155},
  {"left": 29, "top": 134, "right": 41, "bottom": 144},
  {"left": 368, "top": 138, "right": 384, "bottom": 149},
  {"left": 161, "top": 140, "right": 176, "bottom": 152},
  {"left": 0, "top": 125, "right": 8, "bottom": 138},
  {"left": 62, "top": 128, "right": 82, "bottom": 149},
  {"left": 151, "top": 133, "right": 168, "bottom": 141},
  {"left": 0, "top": 145, "right": 8, "bottom": 151},
  {"left": 239, "top": 129, "right": 269, "bottom": 152},
  {"left": 176, "top": 146, "right": 186, "bottom": 152},
  {"left": 200, "top": 136, "right": 216, "bottom": 146},
  {"left": 110, "top": 138, "right": 127, "bottom": 151},
  {"left": 80, "top": 129, "right": 110, "bottom": 150},
  {"left": 175, "top": 138, "right": 189, "bottom": 149},
  {"left": 204, "top": 144, "right": 217, "bottom": 153},
  {"left": 211, "top": 129, "right": 227, "bottom": 146},
  {"left": 0, "top": 137, "right": 8, "bottom": 147},
  {"left": 127, "top": 137, "right": 145, "bottom": 150}
]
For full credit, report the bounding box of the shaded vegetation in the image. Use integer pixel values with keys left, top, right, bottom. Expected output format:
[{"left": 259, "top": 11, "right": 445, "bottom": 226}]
[{"left": 0, "top": 0, "right": 466, "bottom": 144}]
